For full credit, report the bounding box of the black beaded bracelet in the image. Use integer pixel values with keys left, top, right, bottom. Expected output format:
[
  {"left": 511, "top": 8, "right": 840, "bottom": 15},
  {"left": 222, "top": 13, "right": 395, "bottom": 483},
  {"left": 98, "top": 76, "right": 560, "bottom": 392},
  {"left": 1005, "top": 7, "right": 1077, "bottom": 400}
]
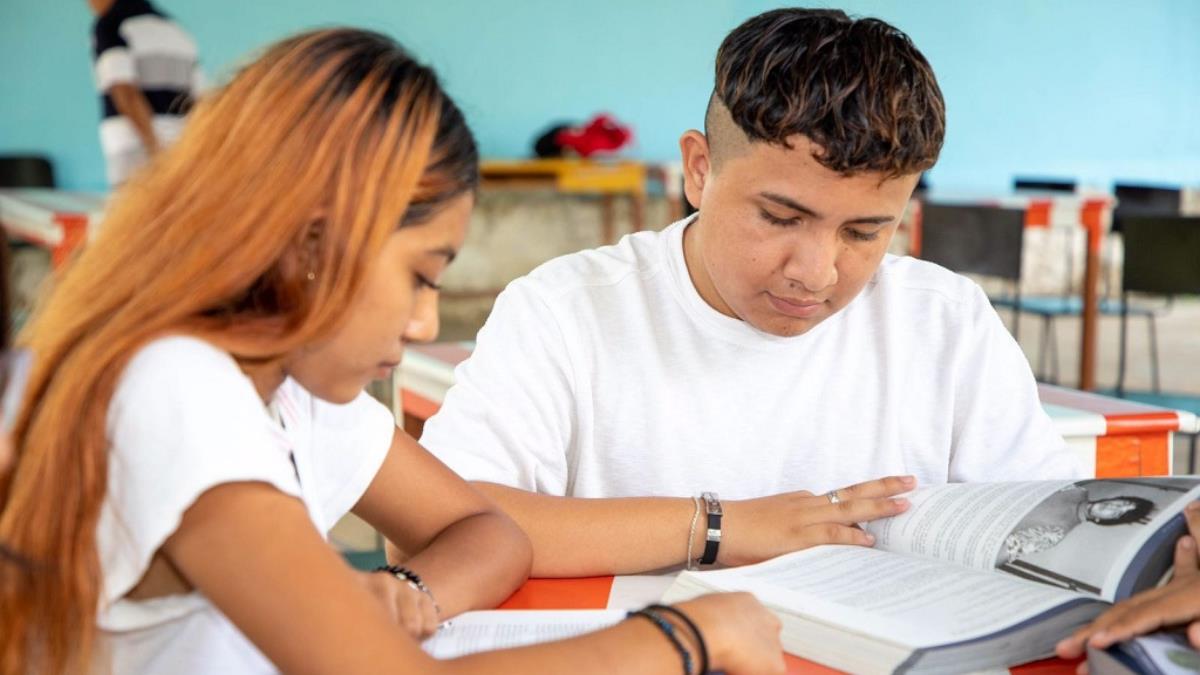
[
  {"left": 374, "top": 565, "right": 441, "bottom": 616},
  {"left": 646, "top": 604, "right": 709, "bottom": 675},
  {"left": 627, "top": 608, "right": 694, "bottom": 675},
  {"left": 375, "top": 565, "right": 425, "bottom": 590}
]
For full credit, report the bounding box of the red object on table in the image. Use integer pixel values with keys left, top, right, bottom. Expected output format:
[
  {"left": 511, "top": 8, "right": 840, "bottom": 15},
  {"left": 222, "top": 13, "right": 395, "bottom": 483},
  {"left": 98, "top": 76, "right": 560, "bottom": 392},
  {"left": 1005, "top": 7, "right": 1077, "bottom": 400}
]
[
  {"left": 0, "top": 188, "right": 105, "bottom": 269},
  {"left": 555, "top": 114, "right": 633, "bottom": 158}
]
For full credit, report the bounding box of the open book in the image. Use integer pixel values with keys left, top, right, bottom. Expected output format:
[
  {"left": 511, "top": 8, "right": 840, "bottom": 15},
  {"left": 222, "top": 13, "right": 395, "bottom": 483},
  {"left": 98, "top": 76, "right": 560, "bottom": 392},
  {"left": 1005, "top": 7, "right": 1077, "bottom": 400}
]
[
  {"left": 664, "top": 477, "right": 1200, "bottom": 674},
  {"left": 422, "top": 610, "right": 623, "bottom": 659},
  {"left": 1088, "top": 632, "right": 1200, "bottom": 675}
]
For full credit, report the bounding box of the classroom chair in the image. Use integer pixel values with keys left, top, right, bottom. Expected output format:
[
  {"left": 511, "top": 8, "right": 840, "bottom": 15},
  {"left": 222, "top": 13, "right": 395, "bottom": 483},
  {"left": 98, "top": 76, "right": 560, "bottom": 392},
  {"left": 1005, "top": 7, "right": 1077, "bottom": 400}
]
[
  {"left": 919, "top": 204, "right": 1079, "bottom": 382},
  {"left": 1105, "top": 215, "right": 1200, "bottom": 471},
  {"left": 1013, "top": 177, "right": 1077, "bottom": 194},
  {"left": 0, "top": 155, "right": 54, "bottom": 188},
  {"left": 1112, "top": 183, "right": 1181, "bottom": 233}
]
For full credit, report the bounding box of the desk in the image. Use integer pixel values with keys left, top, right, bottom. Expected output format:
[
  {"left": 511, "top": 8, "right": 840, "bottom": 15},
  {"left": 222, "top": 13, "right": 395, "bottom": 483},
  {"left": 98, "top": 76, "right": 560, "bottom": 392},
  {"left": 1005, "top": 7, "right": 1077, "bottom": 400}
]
[
  {"left": 909, "top": 194, "right": 1114, "bottom": 391},
  {"left": 496, "top": 575, "right": 1081, "bottom": 674},
  {"left": 0, "top": 188, "right": 106, "bottom": 268},
  {"left": 396, "top": 342, "right": 1191, "bottom": 478},
  {"left": 481, "top": 159, "right": 647, "bottom": 248},
  {"left": 1042, "top": 384, "right": 1198, "bottom": 477}
]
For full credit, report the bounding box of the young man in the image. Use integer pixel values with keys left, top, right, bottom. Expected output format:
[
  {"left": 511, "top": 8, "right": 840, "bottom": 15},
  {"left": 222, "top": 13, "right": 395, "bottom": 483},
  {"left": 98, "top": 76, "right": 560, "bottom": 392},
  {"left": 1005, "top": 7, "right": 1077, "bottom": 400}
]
[
  {"left": 420, "top": 8, "right": 1083, "bottom": 577},
  {"left": 89, "top": 0, "right": 203, "bottom": 186}
]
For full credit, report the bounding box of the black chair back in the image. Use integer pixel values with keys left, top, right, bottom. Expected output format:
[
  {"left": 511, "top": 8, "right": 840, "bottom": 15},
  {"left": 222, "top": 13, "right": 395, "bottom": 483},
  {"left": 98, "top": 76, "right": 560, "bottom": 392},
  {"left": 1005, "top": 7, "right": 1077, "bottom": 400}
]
[
  {"left": 1014, "top": 177, "right": 1076, "bottom": 194},
  {"left": 0, "top": 156, "right": 54, "bottom": 188},
  {"left": 1114, "top": 183, "right": 1181, "bottom": 215},
  {"left": 919, "top": 204, "right": 1026, "bottom": 283},
  {"left": 1113, "top": 183, "right": 1181, "bottom": 235},
  {"left": 1121, "top": 215, "right": 1200, "bottom": 296}
]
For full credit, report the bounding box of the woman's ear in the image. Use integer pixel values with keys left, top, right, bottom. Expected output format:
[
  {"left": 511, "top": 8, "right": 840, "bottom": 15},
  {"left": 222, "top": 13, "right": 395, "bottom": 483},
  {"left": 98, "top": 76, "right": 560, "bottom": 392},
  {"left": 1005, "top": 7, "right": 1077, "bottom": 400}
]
[{"left": 299, "top": 215, "right": 325, "bottom": 281}]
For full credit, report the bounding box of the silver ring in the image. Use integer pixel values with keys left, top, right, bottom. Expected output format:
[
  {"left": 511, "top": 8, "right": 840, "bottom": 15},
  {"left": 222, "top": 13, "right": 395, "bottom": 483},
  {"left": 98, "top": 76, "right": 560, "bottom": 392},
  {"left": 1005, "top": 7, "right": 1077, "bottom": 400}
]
[{"left": 826, "top": 490, "right": 841, "bottom": 505}]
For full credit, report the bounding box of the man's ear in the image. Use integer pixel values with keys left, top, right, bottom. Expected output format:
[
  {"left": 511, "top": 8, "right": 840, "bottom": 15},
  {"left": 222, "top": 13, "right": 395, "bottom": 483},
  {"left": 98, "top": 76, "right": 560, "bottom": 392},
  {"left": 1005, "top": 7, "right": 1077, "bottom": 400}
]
[{"left": 679, "top": 130, "right": 712, "bottom": 213}]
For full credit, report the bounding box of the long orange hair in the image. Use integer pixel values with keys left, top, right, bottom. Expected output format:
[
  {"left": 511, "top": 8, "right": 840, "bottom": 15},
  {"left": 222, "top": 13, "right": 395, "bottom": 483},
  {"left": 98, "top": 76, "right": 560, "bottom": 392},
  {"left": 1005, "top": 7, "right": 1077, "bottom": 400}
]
[{"left": 0, "top": 28, "right": 478, "bottom": 675}]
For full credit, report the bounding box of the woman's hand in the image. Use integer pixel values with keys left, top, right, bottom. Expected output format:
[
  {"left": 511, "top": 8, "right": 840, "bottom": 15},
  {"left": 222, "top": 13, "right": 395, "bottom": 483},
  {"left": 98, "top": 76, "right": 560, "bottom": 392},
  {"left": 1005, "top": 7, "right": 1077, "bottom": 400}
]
[
  {"left": 1057, "top": 502, "right": 1200, "bottom": 672},
  {"left": 717, "top": 475, "right": 915, "bottom": 566},
  {"left": 675, "top": 592, "right": 786, "bottom": 675},
  {"left": 358, "top": 570, "right": 441, "bottom": 640}
]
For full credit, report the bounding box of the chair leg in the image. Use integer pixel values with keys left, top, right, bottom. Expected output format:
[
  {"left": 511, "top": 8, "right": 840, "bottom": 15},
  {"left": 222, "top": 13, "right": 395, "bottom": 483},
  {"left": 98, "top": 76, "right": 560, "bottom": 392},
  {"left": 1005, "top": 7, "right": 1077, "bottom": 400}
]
[
  {"left": 1011, "top": 284, "right": 1021, "bottom": 343},
  {"left": 1116, "top": 294, "right": 1130, "bottom": 398},
  {"left": 1148, "top": 314, "right": 1161, "bottom": 394},
  {"left": 1190, "top": 434, "right": 1198, "bottom": 476},
  {"left": 1037, "top": 315, "right": 1051, "bottom": 381},
  {"left": 1048, "top": 318, "right": 1061, "bottom": 385}
]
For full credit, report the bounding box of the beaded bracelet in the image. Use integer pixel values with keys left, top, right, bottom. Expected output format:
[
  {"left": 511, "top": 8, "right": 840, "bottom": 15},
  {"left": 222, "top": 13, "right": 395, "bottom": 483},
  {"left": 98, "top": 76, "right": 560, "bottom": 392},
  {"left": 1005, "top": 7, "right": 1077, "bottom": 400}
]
[
  {"left": 627, "top": 608, "right": 694, "bottom": 675},
  {"left": 374, "top": 564, "right": 442, "bottom": 617},
  {"left": 646, "top": 603, "right": 709, "bottom": 675}
]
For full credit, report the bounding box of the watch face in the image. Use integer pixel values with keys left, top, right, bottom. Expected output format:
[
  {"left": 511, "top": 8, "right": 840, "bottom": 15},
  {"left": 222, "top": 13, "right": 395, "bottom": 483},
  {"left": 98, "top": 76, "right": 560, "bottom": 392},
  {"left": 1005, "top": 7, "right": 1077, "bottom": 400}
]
[{"left": 702, "top": 492, "right": 723, "bottom": 516}]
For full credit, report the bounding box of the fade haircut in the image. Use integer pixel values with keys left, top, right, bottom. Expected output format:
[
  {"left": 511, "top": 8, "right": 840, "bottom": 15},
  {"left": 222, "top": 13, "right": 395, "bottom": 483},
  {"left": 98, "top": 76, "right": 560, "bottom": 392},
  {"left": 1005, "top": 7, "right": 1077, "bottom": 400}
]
[{"left": 706, "top": 8, "right": 945, "bottom": 178}]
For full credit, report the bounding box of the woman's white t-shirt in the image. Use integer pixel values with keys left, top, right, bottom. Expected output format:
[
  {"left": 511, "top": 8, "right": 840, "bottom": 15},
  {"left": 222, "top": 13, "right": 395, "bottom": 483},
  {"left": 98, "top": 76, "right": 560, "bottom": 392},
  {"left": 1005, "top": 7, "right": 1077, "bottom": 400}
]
[{"left": 95, "top": 336, "right": 396, "bottom": 674}]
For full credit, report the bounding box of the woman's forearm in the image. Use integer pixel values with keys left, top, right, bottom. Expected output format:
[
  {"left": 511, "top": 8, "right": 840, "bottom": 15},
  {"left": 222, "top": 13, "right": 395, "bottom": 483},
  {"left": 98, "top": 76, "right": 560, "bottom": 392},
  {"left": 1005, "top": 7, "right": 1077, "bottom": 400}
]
[{"left": 400, "top": 511, "right": 532, "bottom": 617}]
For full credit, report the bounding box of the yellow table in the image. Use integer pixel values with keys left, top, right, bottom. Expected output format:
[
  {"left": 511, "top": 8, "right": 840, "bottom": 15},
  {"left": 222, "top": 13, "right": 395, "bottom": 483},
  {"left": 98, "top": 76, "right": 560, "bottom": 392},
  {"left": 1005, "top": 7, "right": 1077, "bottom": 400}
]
[{"left": 480, "top": 159, "right": 647, "bottom": 247}]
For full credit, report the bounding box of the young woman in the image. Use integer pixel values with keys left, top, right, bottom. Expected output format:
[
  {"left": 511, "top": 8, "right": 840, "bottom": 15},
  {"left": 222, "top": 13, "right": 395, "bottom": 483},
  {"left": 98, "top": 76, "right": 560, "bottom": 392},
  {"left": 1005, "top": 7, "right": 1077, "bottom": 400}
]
[{"left": 0, "top": 29, "right": 782, "bottom": 675}]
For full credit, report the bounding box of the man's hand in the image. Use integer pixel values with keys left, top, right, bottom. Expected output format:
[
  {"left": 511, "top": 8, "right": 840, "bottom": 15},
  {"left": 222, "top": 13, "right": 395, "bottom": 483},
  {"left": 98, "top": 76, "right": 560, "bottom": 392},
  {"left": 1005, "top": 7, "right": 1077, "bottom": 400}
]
[{"left": 718, "top": 475, "right": 915, "bottom": 566}]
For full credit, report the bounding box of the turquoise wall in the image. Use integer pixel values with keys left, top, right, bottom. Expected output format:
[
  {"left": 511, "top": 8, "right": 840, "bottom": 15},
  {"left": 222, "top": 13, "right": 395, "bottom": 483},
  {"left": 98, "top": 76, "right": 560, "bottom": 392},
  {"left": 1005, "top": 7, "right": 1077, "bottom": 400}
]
[{"left": 1, "top": 1, "right": 1197, "bottom": 192}]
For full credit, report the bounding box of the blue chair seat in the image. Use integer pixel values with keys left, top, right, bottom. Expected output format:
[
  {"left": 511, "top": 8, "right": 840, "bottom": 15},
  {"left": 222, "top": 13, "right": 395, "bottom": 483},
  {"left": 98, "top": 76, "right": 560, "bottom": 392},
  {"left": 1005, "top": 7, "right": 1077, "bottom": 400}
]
[
  {"left": 1098, "top": 299, "right": 1159, "bottom": 317},
  {"left": 990, "top": 295, "right": 1081, "bottom": 316},
  {"left": 990, "top": 296, "right": 1157, "bottom": 317},
  {"left": 1094, "top": 390, "right": 1200, "bottom": 416}
]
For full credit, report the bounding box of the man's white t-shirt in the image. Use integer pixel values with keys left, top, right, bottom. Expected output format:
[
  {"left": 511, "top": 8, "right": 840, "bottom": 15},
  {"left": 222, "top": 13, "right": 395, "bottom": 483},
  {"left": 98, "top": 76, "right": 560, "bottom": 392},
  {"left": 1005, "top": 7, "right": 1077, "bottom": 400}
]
[
  {"left": 422, "top": 217, "right": 1083, "bottom": 500},
  {"left": 96, "top": 336, "right": 396, "bottom": 674}
]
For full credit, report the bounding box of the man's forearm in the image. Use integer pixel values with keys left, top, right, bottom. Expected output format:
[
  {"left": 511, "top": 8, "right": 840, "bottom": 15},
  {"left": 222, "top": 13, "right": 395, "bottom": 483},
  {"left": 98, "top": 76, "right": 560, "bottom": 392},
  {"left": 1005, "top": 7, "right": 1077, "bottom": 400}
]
[
  {"left": 109, "top": 84, "right": 159, "bottom": 154},
  {"left": 473, "top": 482, "right": 700, "bottom": 577}
]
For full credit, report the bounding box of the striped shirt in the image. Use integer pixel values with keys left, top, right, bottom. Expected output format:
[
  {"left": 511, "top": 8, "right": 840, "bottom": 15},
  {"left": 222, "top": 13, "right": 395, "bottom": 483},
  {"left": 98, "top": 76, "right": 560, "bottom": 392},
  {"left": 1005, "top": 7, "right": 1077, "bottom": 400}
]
[{"left": 92, "top": 0, "right": 202, "bottom": 185}]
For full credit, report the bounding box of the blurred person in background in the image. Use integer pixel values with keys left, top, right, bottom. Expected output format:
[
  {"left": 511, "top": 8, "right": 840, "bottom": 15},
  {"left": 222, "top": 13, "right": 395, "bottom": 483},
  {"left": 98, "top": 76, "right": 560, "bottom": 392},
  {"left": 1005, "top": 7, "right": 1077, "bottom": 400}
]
[
  {"left": 0, "top": 28, "right": 782, "bottom": 675},
  {"left": 88, "top": 0, "right": 203, "bottom": 186}
]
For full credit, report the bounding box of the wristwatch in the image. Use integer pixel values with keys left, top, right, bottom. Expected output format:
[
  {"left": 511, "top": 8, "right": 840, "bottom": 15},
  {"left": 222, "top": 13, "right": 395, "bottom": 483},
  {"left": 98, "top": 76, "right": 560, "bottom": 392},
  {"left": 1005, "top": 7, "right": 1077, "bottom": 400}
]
[{"left": 698, "top": 491, "right": 722, "bottom": 565}]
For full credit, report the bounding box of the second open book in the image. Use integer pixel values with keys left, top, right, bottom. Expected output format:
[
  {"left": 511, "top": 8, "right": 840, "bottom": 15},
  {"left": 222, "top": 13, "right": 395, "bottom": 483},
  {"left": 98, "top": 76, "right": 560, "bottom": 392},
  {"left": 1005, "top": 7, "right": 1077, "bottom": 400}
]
[{"left": 664, "top": 477, "right": 1200, "bottom": 674}]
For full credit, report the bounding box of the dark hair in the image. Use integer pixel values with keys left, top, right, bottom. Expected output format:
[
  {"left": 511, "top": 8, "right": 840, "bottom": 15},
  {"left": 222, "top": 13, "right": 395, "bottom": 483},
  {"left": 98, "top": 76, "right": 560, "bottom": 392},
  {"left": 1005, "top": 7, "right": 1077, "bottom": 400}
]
[
  {"left": 709, "top": 8, "right": 945, "bottom": 177},
  {"left": 304, "top": 29, "right": 479, "bottom": 226},
  {"left": 1086, "top": 496, "right": 1155, "bottom": 525}
]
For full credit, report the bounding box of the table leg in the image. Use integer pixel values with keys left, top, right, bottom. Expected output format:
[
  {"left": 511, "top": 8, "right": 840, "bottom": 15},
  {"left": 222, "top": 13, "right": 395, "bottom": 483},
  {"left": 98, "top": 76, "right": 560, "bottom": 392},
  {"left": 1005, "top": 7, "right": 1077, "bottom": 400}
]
[
  {"left": 1080, "top": 235, "right": 1099, "bottom": 391},
  {"left": 1078, "top": 201, "right": 1107, "bottom": 391},
  {"left": 601, "top": 194, "right": 616, "bottom": 245}
]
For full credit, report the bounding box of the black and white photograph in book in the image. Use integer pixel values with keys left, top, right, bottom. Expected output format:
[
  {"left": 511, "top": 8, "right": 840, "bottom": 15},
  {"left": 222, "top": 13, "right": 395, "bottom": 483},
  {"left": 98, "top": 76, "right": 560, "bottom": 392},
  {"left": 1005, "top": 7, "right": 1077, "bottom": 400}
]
[{"left": 995, "top": 478, "right": 1200, "bottom": 594}]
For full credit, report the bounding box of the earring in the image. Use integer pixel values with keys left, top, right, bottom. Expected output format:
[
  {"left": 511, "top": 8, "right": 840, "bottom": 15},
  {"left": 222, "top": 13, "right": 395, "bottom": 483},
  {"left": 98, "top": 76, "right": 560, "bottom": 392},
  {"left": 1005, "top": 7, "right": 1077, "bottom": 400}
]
[{"left": 306, "top": 271, "right": 316, "bottom": 282}]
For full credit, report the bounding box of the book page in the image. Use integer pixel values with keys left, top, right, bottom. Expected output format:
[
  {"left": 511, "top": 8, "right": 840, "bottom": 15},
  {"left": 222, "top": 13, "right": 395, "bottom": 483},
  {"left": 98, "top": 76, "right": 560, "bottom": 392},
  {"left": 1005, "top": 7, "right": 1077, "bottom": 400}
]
[
  {"left": 666, "top": 545, "right": 1091, "bottom": 648},
  {"left": 422, "top": 610, "right": 623, "bottom": 659},
  {"left": 866, "top": 479, "right": 1200, "bottom": 600},
  {"left": 867, "top": 481, "right": 1070, "bottom": 570}
]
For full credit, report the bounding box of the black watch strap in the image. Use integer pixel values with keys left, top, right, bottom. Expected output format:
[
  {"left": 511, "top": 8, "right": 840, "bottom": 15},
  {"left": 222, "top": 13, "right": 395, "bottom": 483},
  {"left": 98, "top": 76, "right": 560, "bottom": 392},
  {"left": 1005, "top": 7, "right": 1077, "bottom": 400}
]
[{"left": 698, "top": 492, "right": 722, "bottom": 565}]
